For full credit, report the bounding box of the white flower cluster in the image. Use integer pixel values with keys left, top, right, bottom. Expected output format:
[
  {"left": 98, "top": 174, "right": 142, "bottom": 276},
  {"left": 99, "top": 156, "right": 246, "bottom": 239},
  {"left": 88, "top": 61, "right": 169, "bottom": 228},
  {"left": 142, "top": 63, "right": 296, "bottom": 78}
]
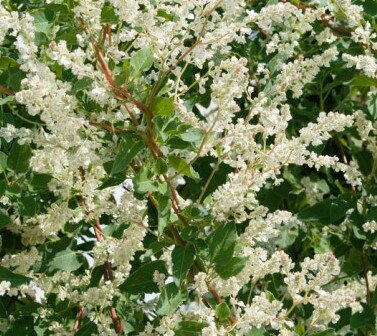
[
  {"left": 72, "top": 0, "right": 105, "bottom": 33},
  {"left": 343, "top": 54, "right": 377, "bottom": 78},
  {"left": 1, "top": 281, "right": 45, "bottom": 304},
  {"left": 0, "top": 124, "right": 31, "bottom": 143},
  {"left": 1, "top": 247, "right": 41, "bottom": 275},
  {"left": 48, "top": 40, "right": 95, "bottom": 80},
  {"left": 275, "top": 47, "right": 339, "bottom": 99},
  {"left": 247, "top": 3, "right": 323, "bottom": 57},
  {"left": 0, "top": 0, "right": 375, "bottom": 334},
  {"left": 93, "top": 222, "right": 147, "bottom": 281},
  {"left": 14, "top": 202, "right": 73, "bottom": 245},
  {"left": 354, "top": 109, "right": 377, "bottom": 160},
  {"left": 240, "top": 209, "right": 293, "bottom": 246},
  {"left": 299, "top": 112, "right": 354, "bottom": 146},
  {"left": 363, "top": 220, "right": 377, "bottom": 234},
  {"left": 211, "top": 109, "right": 354, "bottom": 222},
  {"left": 209, "top": 57, "right": 249, "bottom": 132},
  {"left": 0, "top": 282, "right": 11, "bottom": 296},
  {"left": 285, "top": 253, "right": 340, "bottom": 304},
  {"left": 300, "top": 177, "right": 327, "bottom": 205}
]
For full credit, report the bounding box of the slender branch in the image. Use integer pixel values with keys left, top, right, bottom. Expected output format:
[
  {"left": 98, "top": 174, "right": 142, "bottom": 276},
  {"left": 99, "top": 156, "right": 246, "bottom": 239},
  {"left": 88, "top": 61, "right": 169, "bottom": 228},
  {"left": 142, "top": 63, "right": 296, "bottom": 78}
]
[
  {"left": 86, "top": 31, "right": 163, "bottom": 157},
  {"left": 73, "top": 306, "right": 85, "bottom": 332},
  {"left": 292, "top": 1, "right": 376, "bottom": 55},
  {"left": 101, "top": 24, "right": 112, "bottom": 46},
  {"left": 80, "top": 18, "right": 235, "bottom": 328},
  {"left": 0, "top": 85, "right": 45, "bottom": 127},
  {"left": 334, "top": 134, "right": 356, "bottom": 192},
  {"left": 206, "top": 281, "right": 236, "bottom": 325},
  {"left": 170, "top": 0, "right": 223, "bottom": 72},
  {"left": 197, "top": 159, "right": 220, "bottom": 203},
  {"left": 89, "top": 121, "right": 131, "bottom": 134},
  {"left": 163, "top": 173, "right": 181, "bottom": 208},
  {"left": 0, "top": 84, "right": 15, "bottom": 96},
  {"left": 151, "top": 174, "right": 236, "bottom": 325},
  {"left": 78, "top": 167, "right": 124, "bottom": 335},
  {"left": 110, "top": 307, "right": 124, "bottom": 334},
  {"left": 361, "top": 249, "right": 371, "bottom": 305},
  {"left": 12, "top": 110, "right": 45, "bottom": 126}
]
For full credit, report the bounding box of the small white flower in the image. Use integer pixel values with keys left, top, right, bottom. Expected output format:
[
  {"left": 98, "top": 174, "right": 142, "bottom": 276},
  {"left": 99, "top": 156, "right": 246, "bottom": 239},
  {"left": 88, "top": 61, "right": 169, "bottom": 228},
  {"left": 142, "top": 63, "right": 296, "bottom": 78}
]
[{"left": 0, "top": 281, "right": 11, "bottom": 296}]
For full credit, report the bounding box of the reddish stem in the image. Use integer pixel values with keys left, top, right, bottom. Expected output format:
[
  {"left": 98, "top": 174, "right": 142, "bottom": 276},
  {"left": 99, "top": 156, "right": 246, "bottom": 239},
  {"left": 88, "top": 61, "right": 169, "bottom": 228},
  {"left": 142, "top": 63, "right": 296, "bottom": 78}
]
[
  {"left": 79, "top": 168, "right": 124, "bottom": 335},
  {"left": 0, "top": 84, "right": 15, "bottom": 96},
  {"left": 73, "top": 306, "right": 85, "bottom": 332},
  {"left": 89, "top": 121, "right": 130, "bottom": 134},
  {"left": 81, "top": 21, "right": 235, "bottom": 329},
  {"left": 92, "top": 42, "right": 163, "bottom": 158},
  {"left": 206, "top": 281, "right": 236, "bottom": 325},
  {"left": 361, "top": 249, "right": 371, "bottom": 305}
]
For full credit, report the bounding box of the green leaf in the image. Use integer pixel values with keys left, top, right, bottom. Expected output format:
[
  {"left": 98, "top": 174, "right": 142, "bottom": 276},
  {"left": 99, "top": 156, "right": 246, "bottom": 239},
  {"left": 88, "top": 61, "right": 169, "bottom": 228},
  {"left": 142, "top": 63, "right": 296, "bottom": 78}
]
[
  {"left": 310, "top": 329, "right": 335, "bottom": 336},
  {"left": 29, "top": 173, "right": 52, "bottom": 192},
  {"left": 5, "top": 317, "right": 35, "bottom": 336},
  {"left": 208, "top": 222, "right": 237, "bottom": 264},
  {"left": 130, "top": 47, "right": 154, "bottom": 72},
  {"left": 154, "top": 193, "right": 171, "bottom": 235},
  {"left": 0, "top": 266, "right": 30, "bottom": 287},
  {"left": 100, "top": 5, "right": 118, "bottom": 24},
  {"left": 168, "top": 155, "right": 199, "bottom": 181},
  {"left": 181, "top": 129, "right": 203, "bottom": 143},
  {"left": 215, "top": 302, "right": 231, "bottom": 320},
  {"left": 0, "top": 152, "right": 7, "bottom": 173},
  {"left": 98, "top": 174, "right": 126, "bottom": 190},
  {"left": 47, "top": 249, "right": 83, "bottom": 273},
  {"left": 215, "top": 256, "right": 248, "bottom": 280},
  {"left": 330, "top": 195, "right": 354, "bottom": 223},
  {"left": 0, "top": 300, "right": 7, "bottom": 318},
  {"left": 155, "top": 157, "right": 168, "bottom": 174},
  {"left": 350, "top": 303, "right": 375, "bottom": 329},
  {"left": 244, "top": 327, "right": 267, "bottom": 336},
  {"left": 45, "top": 3, "right": 72, "bottom": 24},
  {"left": 19, "top": 196, "right": 37, "bottom": 217},
  {"left": 133, "top": 168, "right": 158, "bottom": 194},
  {"left": 151, "top": 96, "right": 175, "bottom": 116},
  {"left": 7, "top": 143, "right": 32, "bottom": 174},
  {"left": 111, "top": 135, "right": 145, "bottom": 175},
  {"left": 115, "top": 70, "right": 130, "bottom": 87},
  {"left": 0, "top": 56, "right": 19, "bottom": 70},
  {"left": 71, "top": 77, "right": 93, "bottom": 93},
  {"left": 88, "top": 266, "right": 103, "bottom": 288},
  {"left": 0, "top": 181, "right": 6, "bottom": 197},
  {"left": 298, "top": 194, "right": 355, "bottom": 224},
  {"left": 76, "top": 321, "right": 98, "bottom": 336},
  {"left": 366, "top": 92, "right": 377, "bottom": 120},
  {"left": 157, "top": 9, "right": 176, "bottom": 21},
  {"left": 354, "top": 150, "right": 373, "bottom": 176},
  {"left": 172, "top": 245, "right": 195, "bottom": 285},
  {"left": 175, "top": 321, "right": 208, "bottom": 336},
  {"left": 167, "top": 136, "right": 194, "bottom": 150},
  {"left": 352, "top": 75, "right": 377, "bottom": 87},
  {"left": 31, "top": 9, "right": 53, "bottom": 35},
  {"left": 363, "top": 0, "right": 377, "bottom": 15},
  {"left": 120, "top": 260, "right": 167, "bottom": 294},
  {"left": 7, "top": 183, "right": 22, "bottom": 195},
  {"left": 298, "top": 199, "right": 332, "bottom": 222},
  {"left": 156, "top": 283, "right": 184, "bottom": 316},
  {"left": 276, "top": 225, "right": 299, "bottom": 248},
  {"left": 343, "top": 248, "right": 362, "bottom": 275}
]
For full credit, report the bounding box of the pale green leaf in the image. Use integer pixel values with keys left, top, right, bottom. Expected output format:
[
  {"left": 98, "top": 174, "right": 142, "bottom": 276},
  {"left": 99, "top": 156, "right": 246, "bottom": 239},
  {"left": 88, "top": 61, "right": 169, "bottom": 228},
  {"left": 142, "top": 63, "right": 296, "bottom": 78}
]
[{"left": 130, "top": 47, "right": 154, "bottom": 72}]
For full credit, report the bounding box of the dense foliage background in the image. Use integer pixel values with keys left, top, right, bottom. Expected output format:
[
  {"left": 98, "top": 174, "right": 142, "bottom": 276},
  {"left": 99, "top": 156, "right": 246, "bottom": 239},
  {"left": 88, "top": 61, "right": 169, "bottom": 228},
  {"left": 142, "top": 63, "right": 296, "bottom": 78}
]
[{"left": 0, "top": 0, "right": 376, "bottom": 335}]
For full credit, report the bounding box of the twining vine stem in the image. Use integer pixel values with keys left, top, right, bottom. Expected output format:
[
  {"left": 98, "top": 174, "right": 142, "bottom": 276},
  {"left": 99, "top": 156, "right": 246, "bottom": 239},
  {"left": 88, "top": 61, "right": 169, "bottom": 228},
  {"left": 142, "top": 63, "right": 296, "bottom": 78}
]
[
  {"left": 82, "top": 17, "right": 238, "bottom": 326},
  {"left": 76, "top": 167, "right": 124, "bottom": 334}
]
